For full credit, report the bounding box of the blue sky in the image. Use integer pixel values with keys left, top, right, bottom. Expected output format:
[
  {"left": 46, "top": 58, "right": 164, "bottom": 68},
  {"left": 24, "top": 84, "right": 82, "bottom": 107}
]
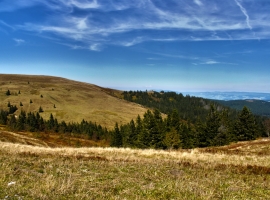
[{"left": 0, "top": 0, "right": 270, "bottom": 92}]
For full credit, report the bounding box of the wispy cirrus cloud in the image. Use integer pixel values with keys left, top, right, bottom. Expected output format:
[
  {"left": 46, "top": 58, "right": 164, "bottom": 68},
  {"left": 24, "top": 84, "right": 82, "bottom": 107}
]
[
  {"left": 194, "top": 0, "right": 203, "bottom": 6},
  {"left": 234, "top": 0, "right": 252, "bottom": 30},
  {"left": 0, "top": 20, "right": 15, "bottom": 30},
  {"left": 13, "top": 38, "right": 25, "bottom": 46},
  {"left": 203, "top": 60, "right": 220, "bottom": 65},
  {"left": 3, "top": 0, "right": 270, "bottom": 51}
]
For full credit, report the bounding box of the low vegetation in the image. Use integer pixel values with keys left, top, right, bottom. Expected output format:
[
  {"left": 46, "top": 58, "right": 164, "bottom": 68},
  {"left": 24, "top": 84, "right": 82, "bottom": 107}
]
[{"left": 0, "top": 139, "right": 270, "bottom": 199}]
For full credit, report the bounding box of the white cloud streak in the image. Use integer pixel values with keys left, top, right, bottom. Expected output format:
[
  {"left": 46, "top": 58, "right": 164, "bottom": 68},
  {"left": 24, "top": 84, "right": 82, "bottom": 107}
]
[
  {"left": 3, "top": 0, "right": 270, "bottom": 50},
  {"left": 89, "top": 43, "right": 102, "bottom": 51},
  {"left": 234, "top": 0, "right": 252, "bottom": 30},
  {"left": 204, "top": 60, "right": 220, "bottom": 65},
  {"left": 0, "top": 20, "right": 15, "bottom": 30},
  {"left": 194, "top": 0, "right": 203, "bottom": 6}
]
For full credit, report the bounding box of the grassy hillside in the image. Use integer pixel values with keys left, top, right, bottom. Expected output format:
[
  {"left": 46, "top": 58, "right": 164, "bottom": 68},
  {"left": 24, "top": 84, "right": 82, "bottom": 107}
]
[
  {"left": 0, "top": 74, "right": 148, "bottom": 129},
  {"left": 0, "top": 137, "right": 270, "bottom": 199}
]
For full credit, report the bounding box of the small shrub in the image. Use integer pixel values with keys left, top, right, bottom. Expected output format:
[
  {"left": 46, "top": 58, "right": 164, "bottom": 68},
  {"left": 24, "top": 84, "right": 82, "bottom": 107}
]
[
  {"left": 6, "top": 90, "right": 11, "bottom": 96},
  {"left": 39, "top": 106, "right": 44, "bottom": 113}
]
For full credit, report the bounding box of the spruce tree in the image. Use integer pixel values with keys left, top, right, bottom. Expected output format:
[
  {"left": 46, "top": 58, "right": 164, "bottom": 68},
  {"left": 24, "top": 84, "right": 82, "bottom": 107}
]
[
  {"left": 233, "top": 106, "right": 258, "bottom": 141},
  {"left": 17, "top": 110, "right": 26, "bottom": 131},
  {"left": 204, "top": 104, "right": 221, "bottom": 146},
  {"left": 110, "top": 123, "right": 122, "bottom": 147},
  {"left": 39, "top": 106, "right": 44, "bottom": 113},
  {"left": 48, "top": 113, "right": 55, "bottom": 130},
  {"left": 125, "top": 119, "right": 137, "bottom": 147}
]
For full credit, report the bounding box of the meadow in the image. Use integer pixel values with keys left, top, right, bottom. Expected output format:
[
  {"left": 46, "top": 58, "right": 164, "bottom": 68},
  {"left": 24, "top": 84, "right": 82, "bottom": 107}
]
[
  {"left": 1, "top": 137, "right": 270, "bottom": 199},
  {"left": 0, "top": 74, "right": 148, "bottom": 129}
]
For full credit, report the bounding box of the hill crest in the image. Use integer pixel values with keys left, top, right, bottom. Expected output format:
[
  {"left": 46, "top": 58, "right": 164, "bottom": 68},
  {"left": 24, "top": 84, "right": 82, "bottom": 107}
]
[{"left": 0, "top": 74, "right": 148, "bottom": 129}]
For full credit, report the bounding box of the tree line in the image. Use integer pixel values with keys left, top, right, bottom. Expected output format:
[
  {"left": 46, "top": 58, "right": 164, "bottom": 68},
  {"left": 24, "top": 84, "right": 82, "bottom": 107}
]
[
  {"left": 0, "top": 108, "right": 108, "bottom": 142},
  {"left": 0, "top": 101, "right": 267, "bottom": 149},
  {"left": 110, "top": 105, "right": 266, "bottom": 149},
  {"left": 122, "top": 90, "right": 239, "bottom": 123}
]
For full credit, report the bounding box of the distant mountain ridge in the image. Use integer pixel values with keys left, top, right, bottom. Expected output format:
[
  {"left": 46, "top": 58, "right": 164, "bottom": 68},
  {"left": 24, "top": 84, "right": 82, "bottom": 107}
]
[
  {"left": 181, "top": 92, "right": 270, "bottom": 101},
  {"left": 214, "top": 99, "right": 270, "bottom": 117}
]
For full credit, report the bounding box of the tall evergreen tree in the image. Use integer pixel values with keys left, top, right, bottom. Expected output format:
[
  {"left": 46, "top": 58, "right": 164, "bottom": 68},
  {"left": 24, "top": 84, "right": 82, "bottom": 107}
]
[
  {"left": 125, "top": 119, "right": 137, "bottom": 147},
  {"left": 233, "top": 106, "right": 258, "bottom": 141},
  {"left": 110, "top": 123, "right": 122, "bottom": 147},
  {"left": 136, "top": 115, "right": 146, "bottom": 148},
  {"left": 17, "top": 110, "right": 26, "bottom": 131}
]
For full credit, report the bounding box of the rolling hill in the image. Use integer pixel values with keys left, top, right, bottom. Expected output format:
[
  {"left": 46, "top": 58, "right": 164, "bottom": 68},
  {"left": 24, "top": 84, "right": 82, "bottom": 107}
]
[{"left": 0, "top": 74, "right": 148, "bottom": 129}]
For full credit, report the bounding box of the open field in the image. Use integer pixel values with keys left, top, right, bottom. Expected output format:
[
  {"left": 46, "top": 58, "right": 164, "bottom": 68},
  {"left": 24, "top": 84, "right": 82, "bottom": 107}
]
[
  {"left": 0, "top": 74, "right": 148, "bottom": 129},
  {"left": 1, "top": 137, "right": 270, "bottom": 199}
]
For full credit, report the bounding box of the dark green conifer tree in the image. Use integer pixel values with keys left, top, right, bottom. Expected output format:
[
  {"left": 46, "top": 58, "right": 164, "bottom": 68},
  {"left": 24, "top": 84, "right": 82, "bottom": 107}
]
[
  {"left": 16, "top": 110, "right": 26, "bottom": 131},
  {"left": 6, "top": 90, "right": 11, "bottom": 96},
  {"left": 125, "top": 119, "right": 137, "bottom": 147},
  {"left": 48, "top": 113, "right": 55, "bottom": 130},
  {"left": 39, "top": 106, "right": 44, "bottom": 113},
  {"left": 233, "top": 106, "right": 258, "bottom": 141},
  {"left": 110, "top": 123, "right": 122, "bottom": 147},
  {"left": 0, "top": 110, "right": 8, "bottom": 125}
]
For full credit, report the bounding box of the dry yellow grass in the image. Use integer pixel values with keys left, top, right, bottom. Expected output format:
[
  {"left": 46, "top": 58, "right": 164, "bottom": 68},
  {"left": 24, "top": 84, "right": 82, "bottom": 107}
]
[
  {"left": 0, "top": 139, "right": 270, "bottom": 199},
  {"left": 1, "top": 140, "right": 270, "bottom": 167},
  {"left": 0, "top": 74, "right": 148, "bottom": 129}
]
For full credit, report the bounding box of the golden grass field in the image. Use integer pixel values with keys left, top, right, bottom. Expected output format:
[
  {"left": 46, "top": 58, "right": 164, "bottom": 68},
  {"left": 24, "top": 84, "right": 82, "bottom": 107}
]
[
  {"left": 0, "top": 127, "right": 270, "bottom": 199},
  {"left": 0, "top": 74, "right": 148, "bottom": 129}
]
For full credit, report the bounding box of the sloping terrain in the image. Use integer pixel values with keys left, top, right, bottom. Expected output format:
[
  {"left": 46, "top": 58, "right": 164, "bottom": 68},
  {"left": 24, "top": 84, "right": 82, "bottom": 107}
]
[{"left": 0, "top": 74, "right": 148, "bottom": 129}]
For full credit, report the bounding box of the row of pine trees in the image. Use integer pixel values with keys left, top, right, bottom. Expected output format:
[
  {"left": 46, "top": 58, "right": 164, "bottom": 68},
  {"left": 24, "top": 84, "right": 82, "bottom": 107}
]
[
  {"left": 110, "top": 105, "right": 266, "bottom": 149},
  {"left": 0, "top": 109, "right": 108, "bottom": 141},
  {"left": 0, "top": 102, "right": 266, "bottom": 149}
]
